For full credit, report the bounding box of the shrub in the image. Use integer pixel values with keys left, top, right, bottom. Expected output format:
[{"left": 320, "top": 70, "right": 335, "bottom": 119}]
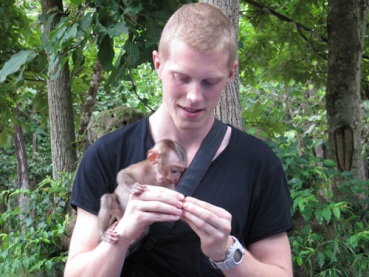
[
  {"left": 269, "top": 138, "right": 369, "bottom": 276},
  {"left": 0, "top": 173, "right": 74, "bottom": 276}
]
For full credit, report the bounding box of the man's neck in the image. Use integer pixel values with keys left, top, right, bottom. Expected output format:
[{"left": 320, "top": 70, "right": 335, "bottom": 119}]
[{"left": 148, "top": 106, "right": 215, "bottom": 164}]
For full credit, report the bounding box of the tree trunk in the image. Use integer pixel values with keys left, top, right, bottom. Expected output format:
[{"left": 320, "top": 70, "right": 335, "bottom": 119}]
[
  {"left": 40, "top": 0, "right": 77, "bottom": 178},
  {"left": 326, "top": 0, "right": 368, "bottom": 196},
  {"left": 200, "top": 0, "right": 243, "bottom": 130},
  {"left": 78, "top": 59, "right": 103, "bottom": 151},
  {"left": 13, "top": 106, "right": 30, "bottom": 234}
]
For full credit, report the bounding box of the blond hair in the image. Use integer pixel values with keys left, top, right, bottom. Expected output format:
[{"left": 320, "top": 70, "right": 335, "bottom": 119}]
[{"left": 158, "top": 3, "right": 237, "bottom": 68}]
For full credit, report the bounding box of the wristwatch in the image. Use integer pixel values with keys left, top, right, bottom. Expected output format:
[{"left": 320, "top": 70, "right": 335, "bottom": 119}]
[{"left": 209, "top": 236, "right": 245, "bottom": 270}]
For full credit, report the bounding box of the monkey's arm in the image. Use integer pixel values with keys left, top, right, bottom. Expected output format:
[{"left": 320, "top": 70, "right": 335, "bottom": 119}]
[
  {"left": 97, "top": 193, "right": 124, "bottom": 242},
  {"left": 101, "top": 221, "right": 119, "bottom": 244},
  {"left": 115, "top": 168, "right": 149, "bottom": 211},
  {"left": 98, "top": 168, "right": 147, "bottom": 245},
  {"left": 98, "top": 193, "right": 124, "bottom": 238},
  {"left": 99, "top": 185, "right": 145, "bottom": 245}
]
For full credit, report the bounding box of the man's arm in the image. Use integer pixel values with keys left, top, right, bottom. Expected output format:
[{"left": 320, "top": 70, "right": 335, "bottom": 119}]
[
  {"left": 64, "top": 208, "right": 131, "bottom": 277},
  {"left": 223, "top": 232, "right": 292, "bottom": 277},
  {"left": 64, "top": 186, "right": 185, "bottom": 277},
  {"left": 182, "top": 197, "right": 293, "bottom": 276}
]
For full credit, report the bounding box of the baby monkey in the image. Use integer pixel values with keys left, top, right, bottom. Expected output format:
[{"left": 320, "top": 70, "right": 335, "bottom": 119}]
[{"left": 97, "top": 139, "right": 187, "bottom": 244}]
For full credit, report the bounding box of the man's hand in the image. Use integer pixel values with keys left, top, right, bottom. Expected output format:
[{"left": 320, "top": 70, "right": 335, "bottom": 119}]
[
  {"left": 182, "top": 196, "right": 234, "bottom": 261},
  {"left": 115, "top": 185, "right": 185, "bottom": 243}
]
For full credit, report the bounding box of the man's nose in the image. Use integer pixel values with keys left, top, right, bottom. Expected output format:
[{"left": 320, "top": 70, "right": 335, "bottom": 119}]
[{"left": 186, "top": 82, "right": 203, "bottom": 103}]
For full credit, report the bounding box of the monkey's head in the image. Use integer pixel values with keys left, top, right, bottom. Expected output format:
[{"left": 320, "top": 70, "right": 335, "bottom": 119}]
[{"left": 147, "top": 140, "right": 187, "bottom": 186}]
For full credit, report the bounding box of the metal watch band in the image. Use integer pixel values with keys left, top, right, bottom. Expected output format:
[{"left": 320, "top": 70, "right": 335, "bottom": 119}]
[{"left": 209, "top": 236, "right": 245, "bottom": 270}]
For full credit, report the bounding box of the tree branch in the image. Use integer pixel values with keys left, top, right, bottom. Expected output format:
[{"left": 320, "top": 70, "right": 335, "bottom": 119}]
[
  {"left": 242, "top": 0, "right": 328, "bottom": 43},
  {"left": 127, "top": 69, "right": 155, "bottom": 113},
  {"left": 242, "top": 0, "right": 369, "bottom": 62}
]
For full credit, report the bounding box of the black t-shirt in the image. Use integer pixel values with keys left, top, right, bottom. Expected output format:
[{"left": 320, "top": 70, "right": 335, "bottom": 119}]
[{"left": 71, "top": 118, "right": 293, "bottom": 276}]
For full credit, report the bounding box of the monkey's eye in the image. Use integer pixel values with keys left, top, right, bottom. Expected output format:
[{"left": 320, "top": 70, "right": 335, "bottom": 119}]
[{"left": 171, "top": 166, "right": 184, "bottom": 174}]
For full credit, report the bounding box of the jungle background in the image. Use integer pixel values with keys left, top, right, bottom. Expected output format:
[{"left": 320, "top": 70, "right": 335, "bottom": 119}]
[{"left": 1, "top": 0, "right": 369, "bottom": 276}]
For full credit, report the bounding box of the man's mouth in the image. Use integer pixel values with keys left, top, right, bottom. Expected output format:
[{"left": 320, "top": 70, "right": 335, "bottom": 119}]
[{"left": 180, "top": 106, "right": 202, "bottom": 113}]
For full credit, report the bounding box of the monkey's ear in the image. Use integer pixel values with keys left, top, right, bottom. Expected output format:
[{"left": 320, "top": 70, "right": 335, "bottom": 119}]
[{"left": 147, "top": 149, "right": 160, "bottom": 164}]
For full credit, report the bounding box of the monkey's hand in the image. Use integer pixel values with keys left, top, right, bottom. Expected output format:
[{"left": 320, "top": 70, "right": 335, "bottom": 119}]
[
  {"left": 101, "top": 221, "right": 120, "bottom": 244},
  {"left": 131, "top": 183, "right": 147, "bottom": 195}
]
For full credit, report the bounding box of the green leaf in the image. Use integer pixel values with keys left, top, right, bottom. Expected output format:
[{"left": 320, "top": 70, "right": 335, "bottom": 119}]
[
  {"left": 296, "top": 256, "right": 303, "bottom": 266},
  {"left": 322, "top": 207, "right": 332, "bottom": 223},
  {"left": 45, "top": 260, "right": 53, "bottom": 271},
  {"left": 70, "top": 0, "right": 84, "bottom": 4},
  {"left": 247, "top": 127, "right": 257, "bottom": 135},
  {"left": 0, "top": 50, "right": 37, "bottom": 82},
  {"left": 48, "top": 54, "right": 61, "bottom": 80},
  {"left": 317, "top": 252, "right": 326, "bottom": 267},
  {"left": 323, "top": 159, "right": 336, "bottom": 168},
  {"left": 145, "top": 16, "right": 161, "bottom": 47},
  {"left": 71, "top": 47, "right": 85, "bottom": 76},
  {"left": 80, "top": 12, "right": 93, "bottom": 32},
  {"left": 61, "top": 23, "right": 78, "bottom": 44},
  {"left": 124, "top": 4, "right": 142, "bottom": 15},
  {"left": 315, "top": 208, "right": 323, "bottom": 224},
  {"left": 98, "top": 35, "right": 114, "bottom": 71},
  {"left": 124, "top": 40, "right": 140, "bottom": 67},
  {"left": 332, "top": 206, "right": 341, "bottom": 219},
  {"left": 349, "top": 235, "right": 359, "bottom": 248},
  {"left": 72, "top": 77, "right": 89, "bottom": 94},
  {"left": 107, "top": 22, "right": 128, "bottom": 37}
]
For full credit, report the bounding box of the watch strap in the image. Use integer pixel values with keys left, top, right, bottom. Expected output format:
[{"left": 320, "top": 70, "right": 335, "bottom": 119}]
[{"left": 209, "top": 236, "right": 245, "bottom": 270}]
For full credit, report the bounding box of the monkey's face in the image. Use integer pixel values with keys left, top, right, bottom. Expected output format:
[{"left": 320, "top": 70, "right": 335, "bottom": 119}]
[
  {"left": 155, "top": 151, "right": 186, "bottom": 185},
  {"left": 155, "top": 164, "right": 185, "bottom": 185}
]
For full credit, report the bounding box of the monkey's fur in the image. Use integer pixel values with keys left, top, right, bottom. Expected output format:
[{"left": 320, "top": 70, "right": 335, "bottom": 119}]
[{"left": 97, "top": 139, "right": 187, "bottom": 244}]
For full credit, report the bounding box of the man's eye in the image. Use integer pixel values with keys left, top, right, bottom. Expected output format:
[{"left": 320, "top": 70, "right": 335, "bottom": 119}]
[
  {"left": 174, "top": 73, "right": 190, "bottom": 83},
  {"left": 202, "top": 79, "right": 219, "bottom": 87}
]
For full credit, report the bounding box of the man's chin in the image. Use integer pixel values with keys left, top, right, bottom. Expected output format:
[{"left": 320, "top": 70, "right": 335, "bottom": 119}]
[{"left": 175, "top": 117, "right": 202, "bottom": 130}]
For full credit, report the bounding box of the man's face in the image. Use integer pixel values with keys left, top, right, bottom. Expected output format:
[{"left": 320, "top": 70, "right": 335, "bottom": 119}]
[{"left": 153, "top": 40, "right": 238, "bottom": 131}]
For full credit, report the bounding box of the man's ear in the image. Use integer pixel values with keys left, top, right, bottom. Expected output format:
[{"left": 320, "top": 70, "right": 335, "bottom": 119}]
[
  {"left": 147, "top": 149, "right": 160, "bottom": 165},
  {"left": 228, "top": 60, "right": 239, "bottom": 81},
  {"left": 152, "top": 50, "right": 162, "bottom": 78}
]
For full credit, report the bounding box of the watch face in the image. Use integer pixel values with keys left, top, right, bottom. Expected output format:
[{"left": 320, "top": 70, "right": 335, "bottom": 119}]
[{"left": 234, "top": 248, "right": 243, "bottom": 263}]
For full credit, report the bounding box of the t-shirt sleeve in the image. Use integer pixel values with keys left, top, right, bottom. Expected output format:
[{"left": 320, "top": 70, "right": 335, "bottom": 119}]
[
  {"left": 244, "top": 150, "right": 293, "bottom": 245},
  {"left": 70, "top": 140, "right": 117, "bottom": 215}
]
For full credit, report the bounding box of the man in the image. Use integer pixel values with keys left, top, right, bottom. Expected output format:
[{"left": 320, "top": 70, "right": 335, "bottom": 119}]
[{"left": 64, "top": 3, "right": 293, "bottom": 276}]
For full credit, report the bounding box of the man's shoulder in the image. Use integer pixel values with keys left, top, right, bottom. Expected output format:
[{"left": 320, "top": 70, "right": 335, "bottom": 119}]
[
  {"left": 84, "top": 118, "right": 150, "bottom": 162},
  {"left": 94, "top": 117, "right": 148, "bottom": 145},
  {"left": 230, "top": 126, "right": 268, "bottom": 148},
  {"left": 228, "top": 125, "right": 279, "bottom": 161}
]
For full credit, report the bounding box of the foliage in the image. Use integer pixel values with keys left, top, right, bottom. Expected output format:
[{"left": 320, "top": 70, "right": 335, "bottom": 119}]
[
  {"left": 261, "top": 133, "right": 369, "bottom": 276},
  {"left": 0, "top": 0, "right": 192, "bottom": 158},
  {"left": 0, "top": 173, "right": 74, "bottom": 276},
  {"left": 240, "top": 0, "right": 330, "bottom": 87},
  {"left": 96, "top": 62, "right": 162, "bottom": 114},
  {"left": 0, "top": 0, "right": 369, "bottom": 276},
  {"left": 242, "top": 77, "right": 369, "bottom": 275},
  {"left": 0, "top": 0, "right": 194, "bottom": 87},
  {"left": 0, "top": 99, "right": 52, "bottom": 195}
]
